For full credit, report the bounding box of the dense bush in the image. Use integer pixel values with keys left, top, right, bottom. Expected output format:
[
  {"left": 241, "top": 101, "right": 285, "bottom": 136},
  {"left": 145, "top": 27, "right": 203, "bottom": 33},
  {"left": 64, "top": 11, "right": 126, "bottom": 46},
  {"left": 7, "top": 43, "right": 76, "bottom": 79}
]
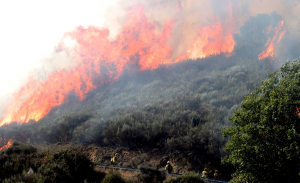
[
  {"left": 38, "top": 147, "right": 94, "bottom": 183},
  {"left": 101, "top": 169, "right": 131, "bottom": 183},
  {"left": 136, "top": 167, "right": 166, "bottom": 183},
  {"left": 0, "top": 142, "right": 101, "bottom": 183},
  {"left": 163, "top": 172, "right": 204, "bottom": 183},
  {"left": 223, "top": 60, "right": 300, "bottom": 182},
  {"left": 4, "top": 141, "right": 37, "bottom": 155}
]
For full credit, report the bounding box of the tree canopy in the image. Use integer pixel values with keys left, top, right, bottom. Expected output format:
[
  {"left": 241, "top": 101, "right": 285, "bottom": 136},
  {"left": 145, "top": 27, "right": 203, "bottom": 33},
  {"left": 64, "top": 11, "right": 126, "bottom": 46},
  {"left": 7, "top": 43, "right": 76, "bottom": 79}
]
[{"left": 223, "top": 60, "right": 300, "bottom": 182}]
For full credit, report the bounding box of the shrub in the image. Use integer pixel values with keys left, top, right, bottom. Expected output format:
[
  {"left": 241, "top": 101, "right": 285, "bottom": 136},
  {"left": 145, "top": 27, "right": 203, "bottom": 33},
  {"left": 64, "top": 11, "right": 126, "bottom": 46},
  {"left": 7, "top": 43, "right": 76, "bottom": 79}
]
[
  {"left": 40, "top": 147, "right": 94, "bottom": 182},
  {"left": 101, "top": 169, "right": 127, "bottom": 183},
  {"left": 163, "top": 172, "right": 204, "bottom": 183},
  {"left": 38, "top": 162, "right": 71, "bottom": 183},
  {"left": 4, "top": 141, "right": 37, "bottom": 155},
  {"left": 136, "top": 167, "right": 166, "bottom": 183}
]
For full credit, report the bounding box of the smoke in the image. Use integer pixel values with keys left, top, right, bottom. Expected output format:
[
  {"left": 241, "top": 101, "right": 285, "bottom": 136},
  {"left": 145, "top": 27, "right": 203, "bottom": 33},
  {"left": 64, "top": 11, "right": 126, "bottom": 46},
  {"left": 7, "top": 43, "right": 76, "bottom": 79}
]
[
  {"left": 103, "top": 0, "right": 300, "bottom": 61},
  {"left": 102, "top": 0, "right": 216, "bottom": 59},
  {"left": 1, "top": 0, "right": 300, "bottom": 124},
  {"left": 236, "top": 0, "right": 300, "bottom": 62},
  {"left": 0, "top": 0, "right": 118, "bottom": 116}
]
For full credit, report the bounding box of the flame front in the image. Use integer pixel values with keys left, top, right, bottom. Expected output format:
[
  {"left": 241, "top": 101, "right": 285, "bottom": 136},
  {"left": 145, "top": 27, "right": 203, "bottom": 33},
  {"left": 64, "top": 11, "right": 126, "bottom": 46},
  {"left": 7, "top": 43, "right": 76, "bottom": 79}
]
[
  {"left": 0, "top": 5, "right": 236, "bottom": 126},
  {"left": 258, "top": 20, "right": 286, "bottom": 60},
  {"left": 0, "top": 139, "right": 13, "bottom": 151},
  {"left": 177, "top": 20, "right": 235, "bottom": 61}
]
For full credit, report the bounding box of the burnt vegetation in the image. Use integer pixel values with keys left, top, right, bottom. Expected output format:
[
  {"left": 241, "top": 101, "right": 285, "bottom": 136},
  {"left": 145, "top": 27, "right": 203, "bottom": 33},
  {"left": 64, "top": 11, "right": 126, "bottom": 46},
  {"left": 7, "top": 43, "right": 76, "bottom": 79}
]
[{"left": 0, "top": 12, "right": 288, "bottom": 179}]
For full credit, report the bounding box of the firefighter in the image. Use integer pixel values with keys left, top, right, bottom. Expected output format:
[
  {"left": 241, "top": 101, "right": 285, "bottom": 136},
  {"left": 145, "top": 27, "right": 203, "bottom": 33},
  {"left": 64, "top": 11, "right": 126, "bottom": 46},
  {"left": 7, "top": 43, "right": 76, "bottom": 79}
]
[
  {"left": 214, "top": 170, "right": 218, "bottom": 179},
  {"left": 202, "top": 168, "right": 212, "bottom": 178},
  {"left": 165, "top": 161, "right": 174, "bottom": 173},
  {"left": 111, "top": 153, "right": 119, "bottom": 165}
]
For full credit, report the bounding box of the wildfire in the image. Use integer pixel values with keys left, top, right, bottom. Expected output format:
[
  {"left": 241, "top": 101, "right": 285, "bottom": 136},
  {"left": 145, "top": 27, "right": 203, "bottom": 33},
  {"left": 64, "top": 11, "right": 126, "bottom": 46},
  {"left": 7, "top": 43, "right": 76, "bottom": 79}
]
[
  {"left": 176, "top": 20, "right": 235, "bottom": 61},
  {"left": 0, "top": 138, "right": 13, "bottom": 151},
  {"left": 175, "top": 3, "right": 235, "bottom": 62},
  {"left": 0, "top": 5, "right": 236, "bottom": 126},
  {"left": 258, "top": 20, "right": 285, "bottom": 60}
]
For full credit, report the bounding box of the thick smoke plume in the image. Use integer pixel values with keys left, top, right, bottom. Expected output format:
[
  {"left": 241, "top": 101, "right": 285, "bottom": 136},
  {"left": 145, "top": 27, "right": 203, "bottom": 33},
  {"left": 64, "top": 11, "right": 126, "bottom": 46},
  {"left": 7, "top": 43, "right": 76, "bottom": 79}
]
[
  {"left": 103, "top": 0, "right": 300, "bottom": 60},
  {"left": 0, "top": 0, "right": 299, "bottom": 129}
]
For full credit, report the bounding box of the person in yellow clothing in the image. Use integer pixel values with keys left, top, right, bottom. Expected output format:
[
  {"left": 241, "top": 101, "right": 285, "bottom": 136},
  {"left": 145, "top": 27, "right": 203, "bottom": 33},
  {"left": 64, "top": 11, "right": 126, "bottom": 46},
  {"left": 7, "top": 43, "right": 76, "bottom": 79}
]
[
  {"left": 202, "top": 168, "right": 212, "bottom": 178},
  {"left": 111, "top": 153, "right": 119, "bottom": 165},
  {"left": 165, "top": 161, "right": 174, "bottom": 173}
]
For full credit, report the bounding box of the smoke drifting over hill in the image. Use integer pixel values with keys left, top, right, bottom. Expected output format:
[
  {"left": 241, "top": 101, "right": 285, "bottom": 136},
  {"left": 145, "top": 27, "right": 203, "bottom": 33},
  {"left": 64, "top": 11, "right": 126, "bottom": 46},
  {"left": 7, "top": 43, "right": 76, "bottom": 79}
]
[{"left": 0, "top": 0, "right": 300, "bottom": 151}]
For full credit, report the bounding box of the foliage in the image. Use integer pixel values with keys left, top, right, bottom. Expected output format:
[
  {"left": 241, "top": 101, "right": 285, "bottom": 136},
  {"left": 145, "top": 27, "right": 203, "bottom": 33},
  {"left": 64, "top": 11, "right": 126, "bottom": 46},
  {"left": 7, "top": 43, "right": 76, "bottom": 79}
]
[
  {"left": 0, "top": 142, "right": 102, "bottom": 183},
  {"left": 101, "top": 169, "right": 129, "bottom": 183},
  {"left": 136, "top": 167, "right": 166, "bottom": 183},
  {"left": 234, "top": 12, "right": 283, "bottom": 60},
  {"left": 4, "top": 141, "right": 37, "bottom": 155},
  {"left": 222, "top": 60, "right": 300, "bottom": 182},
  {"left": 163, "top": 171, "right": 204, "bottom": 183},
  {"left": 39, "top": 147, "right": 94, "bottom": 183}
]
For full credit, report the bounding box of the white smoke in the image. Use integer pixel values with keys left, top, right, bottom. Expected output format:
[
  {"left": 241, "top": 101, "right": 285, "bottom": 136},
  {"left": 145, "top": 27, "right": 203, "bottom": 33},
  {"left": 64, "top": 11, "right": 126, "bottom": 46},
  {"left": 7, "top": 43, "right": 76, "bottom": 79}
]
[{"left": 0, "top": 0, "right": 119, "bottom": 115}]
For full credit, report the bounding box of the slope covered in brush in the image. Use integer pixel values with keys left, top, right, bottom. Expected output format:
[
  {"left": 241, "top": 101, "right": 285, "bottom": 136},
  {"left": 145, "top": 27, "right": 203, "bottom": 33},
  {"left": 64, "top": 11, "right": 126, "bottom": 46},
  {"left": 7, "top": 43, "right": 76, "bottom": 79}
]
[
  {"left": 1, "top": 55, "right": 269, "bottom": 168},
  {"left": 0, "top": 12, "right": 284, "bottom": 172}
]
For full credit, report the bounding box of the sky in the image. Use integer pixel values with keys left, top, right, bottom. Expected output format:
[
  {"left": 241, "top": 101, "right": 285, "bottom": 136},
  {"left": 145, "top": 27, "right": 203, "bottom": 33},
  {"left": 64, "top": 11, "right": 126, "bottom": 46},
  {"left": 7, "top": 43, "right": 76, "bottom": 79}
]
[{"left": 0, "top": 0, "right": 118, "bottom": 113}]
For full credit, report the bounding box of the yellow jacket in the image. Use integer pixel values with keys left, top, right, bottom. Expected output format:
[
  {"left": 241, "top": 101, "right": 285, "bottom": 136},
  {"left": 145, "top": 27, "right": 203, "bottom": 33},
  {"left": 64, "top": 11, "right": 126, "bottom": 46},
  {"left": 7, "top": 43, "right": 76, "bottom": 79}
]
[
  {"left": 111, "top": 156, "right": 118, "bottom": 164},
  {"left": 202, "top": 170, "right": 212, "bottom": 178},
  {"left": 165, "top": 164, "right": 174, "bottom": 173}
]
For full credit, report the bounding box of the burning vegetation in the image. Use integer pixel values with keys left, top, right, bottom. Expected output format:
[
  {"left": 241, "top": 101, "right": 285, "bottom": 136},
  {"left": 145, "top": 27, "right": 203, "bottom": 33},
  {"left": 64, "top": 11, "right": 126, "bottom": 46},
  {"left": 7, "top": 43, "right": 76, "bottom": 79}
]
[
  {"left": 258, "top": 20, "right": 286, "bottom": 60},
  {"left": 0, "top": 0, "right": 297, "bottom": 181},
  {"left": 0, "top": 3, "right": 283, "bottom": 127}
]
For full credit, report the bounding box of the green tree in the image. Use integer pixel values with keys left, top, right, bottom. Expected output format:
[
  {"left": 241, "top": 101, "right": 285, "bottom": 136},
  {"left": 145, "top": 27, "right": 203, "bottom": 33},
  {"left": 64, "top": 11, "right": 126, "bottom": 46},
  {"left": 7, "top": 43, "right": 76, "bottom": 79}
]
[{"left": 222, "top": 60, "right": 300, "bottom": 182}]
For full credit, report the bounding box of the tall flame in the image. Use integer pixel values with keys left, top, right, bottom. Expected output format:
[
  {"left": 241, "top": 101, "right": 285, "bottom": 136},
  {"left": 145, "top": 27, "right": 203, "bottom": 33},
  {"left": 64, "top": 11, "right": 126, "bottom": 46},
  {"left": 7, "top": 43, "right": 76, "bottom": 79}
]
[
  {"left": 176, "top": 19, "right": 235, "bottom": 61},
  {"left": 258, "top": 20, "right": 285, "bottom": 60},
  {"left": 175, "top": 3, "right": 235, "bottom": 61},
  {"left": 0, "top": 5, "right": 235, "bottom": 127}
]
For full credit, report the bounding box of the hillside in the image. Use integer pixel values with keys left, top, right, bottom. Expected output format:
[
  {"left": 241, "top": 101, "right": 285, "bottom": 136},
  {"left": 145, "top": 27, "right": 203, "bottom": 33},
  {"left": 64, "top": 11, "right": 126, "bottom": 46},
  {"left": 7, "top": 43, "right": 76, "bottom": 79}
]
[
  {"left": 1, "top": 54, "right": 270, "bottom": 170},
  {"left": 0, "top": 11, "right": 286, "bottom": 181}
]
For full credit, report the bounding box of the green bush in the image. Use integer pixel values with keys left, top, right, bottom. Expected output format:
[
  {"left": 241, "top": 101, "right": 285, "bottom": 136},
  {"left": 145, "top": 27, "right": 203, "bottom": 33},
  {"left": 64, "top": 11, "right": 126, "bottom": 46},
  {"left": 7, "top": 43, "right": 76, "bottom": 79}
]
[
  {"left": 4, "top": 141, "right": 37, "bottom": 155},
  {"left": 38, "top": 163, "right": 71, "bottom": 183},
  {"left": 40, "top": 147, "right": 94, "bottom": 182},
  {"left": 101, "top": 169, "right": 127, "bottom": 183},
  {"left": 0, "top": 143, "right": 100, "bottom": 183},
  {"left": 223, "top": 60, "right": 300, "bottom": 182},
  {"left": 136, "top": 167, "right": 166, "bottom": 183},
  {"left": 163, "top": 172, "right": 204, "bottom": 183}
]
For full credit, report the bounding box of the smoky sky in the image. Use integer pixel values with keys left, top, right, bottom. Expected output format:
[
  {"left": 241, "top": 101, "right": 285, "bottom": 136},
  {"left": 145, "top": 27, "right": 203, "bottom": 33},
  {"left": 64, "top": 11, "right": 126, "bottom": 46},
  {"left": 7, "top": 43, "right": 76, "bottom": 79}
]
[
  {"left": 1, "top": 0, "right": 300, "bottom": 118},
  {"left": 102, "top": 0, "right": 300, "bottom": 62}
]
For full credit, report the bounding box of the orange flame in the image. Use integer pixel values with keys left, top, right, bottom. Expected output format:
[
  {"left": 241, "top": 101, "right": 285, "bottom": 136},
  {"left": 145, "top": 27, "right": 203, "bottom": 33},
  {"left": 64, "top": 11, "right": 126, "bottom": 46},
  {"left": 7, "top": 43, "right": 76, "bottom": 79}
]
[
  {"left": 175, "top": 3, "right": 235, "bottom": 61},
  {"left": 0, "top": 139, "right": 13, "bottom": 151},
  {"left": 258, "top": 20, "right": 285, "bottom": 60},
  {"left": 0, "top": 5, "right": 235, "bottom": 127},
  {"left": 296, "top": 108, "right": 300, "bottom": 116},
  {"left": 176, "top": 20, "right": 235, "bottom": 61}
]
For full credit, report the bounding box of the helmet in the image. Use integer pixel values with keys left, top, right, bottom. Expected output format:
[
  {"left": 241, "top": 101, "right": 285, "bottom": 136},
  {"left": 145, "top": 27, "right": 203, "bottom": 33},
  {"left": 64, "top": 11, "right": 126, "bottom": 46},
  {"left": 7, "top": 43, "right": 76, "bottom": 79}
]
[
  {"left": 167, "top": 161, "right": 170, "bottom": 164},
  {"left": 115, "top": 153, "right": 119, "bottom": 156}
]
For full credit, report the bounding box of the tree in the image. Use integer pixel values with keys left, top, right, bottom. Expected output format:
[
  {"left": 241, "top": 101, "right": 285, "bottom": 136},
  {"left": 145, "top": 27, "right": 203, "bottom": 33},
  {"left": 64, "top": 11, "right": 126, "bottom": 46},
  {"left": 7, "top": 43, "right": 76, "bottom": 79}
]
[{"left": 222, "top": 60, "right": 300, "bottom": 183}]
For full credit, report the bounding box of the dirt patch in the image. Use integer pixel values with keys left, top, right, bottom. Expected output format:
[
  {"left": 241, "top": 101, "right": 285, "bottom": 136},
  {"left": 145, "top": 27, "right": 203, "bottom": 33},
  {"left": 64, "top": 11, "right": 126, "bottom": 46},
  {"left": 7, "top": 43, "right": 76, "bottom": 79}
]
[{"left": 34, "top": 142, "right": 199, "bottom": 174}]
